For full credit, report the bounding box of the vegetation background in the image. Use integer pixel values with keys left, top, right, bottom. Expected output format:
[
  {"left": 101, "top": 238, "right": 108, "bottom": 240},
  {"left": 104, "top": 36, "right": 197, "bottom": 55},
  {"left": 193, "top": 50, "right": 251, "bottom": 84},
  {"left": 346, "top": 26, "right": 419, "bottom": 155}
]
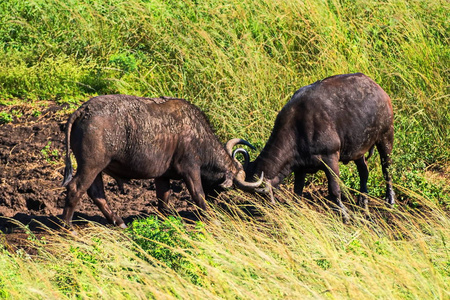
[{"left": 0, "top": 0, "right": 448, "bottom": 298}]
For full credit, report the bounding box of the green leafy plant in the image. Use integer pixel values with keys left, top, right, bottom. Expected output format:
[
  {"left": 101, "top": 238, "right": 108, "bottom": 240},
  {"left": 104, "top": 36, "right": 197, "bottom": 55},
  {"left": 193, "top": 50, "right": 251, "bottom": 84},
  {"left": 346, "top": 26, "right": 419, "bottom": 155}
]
[
  {"left": 31, "top": 109, "right": 41, "bottom": 117},
  {"left": 109, "top": 52, "right": 137, "bottom": 74},
  {"left": 0, "top": 111, "right": 13, "bottom": 124},
  {"left": 126, "top": 216, "right": 206, "bottom": 285},
  {"left": 314, "top": 258, "right": 332, "bottom": 270},
  {"left": 40, "top": 141, "right": 60, "bottom": 163}
]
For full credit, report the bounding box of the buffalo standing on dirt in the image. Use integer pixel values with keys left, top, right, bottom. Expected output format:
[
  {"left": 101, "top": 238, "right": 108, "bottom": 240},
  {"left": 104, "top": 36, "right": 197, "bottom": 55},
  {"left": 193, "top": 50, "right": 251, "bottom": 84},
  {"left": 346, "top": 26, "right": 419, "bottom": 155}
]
[
  {"left": 61, "top": 95, "right": 262, "bottom": 228},
  {"left": 244, "top": 73, "right": 395, "bottom": 220}
]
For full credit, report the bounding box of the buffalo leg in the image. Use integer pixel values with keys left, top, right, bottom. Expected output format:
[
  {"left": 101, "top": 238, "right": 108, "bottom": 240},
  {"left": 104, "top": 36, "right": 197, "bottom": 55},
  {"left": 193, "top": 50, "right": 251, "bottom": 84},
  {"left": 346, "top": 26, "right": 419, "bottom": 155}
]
[
  {"left": 294, "top": 171, "right": 306, "bottom": 196},
  {"left": 323, "top": 155, "right": 350, "bottom": 222},
  {"left": 155, "top": 177, "right": 171, "bottom": 213},
  {"left": 183, "top": 170, "right": 207, "bottom": 211},
  {"left": 377, "top": 139, "right": 395, "bottom": 206},
  {"left": 111, "top": 176, "right": 127, "bottom": 194},
  {"left": 62, "top": 166, "right": 101, "bottom": 227},
  {"left": 87, "top": 174, "right": 126, "bottom": 228},
  {"left": 354, "top": 156, "right": 369, "bottom": 210}
]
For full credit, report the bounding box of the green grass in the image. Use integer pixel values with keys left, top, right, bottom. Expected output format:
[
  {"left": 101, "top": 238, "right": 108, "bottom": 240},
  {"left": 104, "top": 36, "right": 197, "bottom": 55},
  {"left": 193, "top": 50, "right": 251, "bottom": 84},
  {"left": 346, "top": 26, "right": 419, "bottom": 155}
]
[
  {"left": 1, "top": 193, "right": 449, "bottom": 299},
  {"left": 0, "top": 0, "right": 449, "bottom": 298}
]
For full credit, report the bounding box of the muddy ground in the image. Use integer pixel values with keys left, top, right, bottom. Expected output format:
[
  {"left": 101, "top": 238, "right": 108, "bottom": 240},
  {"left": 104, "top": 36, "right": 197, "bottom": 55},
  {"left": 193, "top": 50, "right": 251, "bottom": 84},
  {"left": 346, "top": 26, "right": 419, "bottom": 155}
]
[
  {"left": 2, "top": 101, "right": 437, "bottom": 251},
  {"left": 0, "top": 103, "right": 206, "bottom": 248}
]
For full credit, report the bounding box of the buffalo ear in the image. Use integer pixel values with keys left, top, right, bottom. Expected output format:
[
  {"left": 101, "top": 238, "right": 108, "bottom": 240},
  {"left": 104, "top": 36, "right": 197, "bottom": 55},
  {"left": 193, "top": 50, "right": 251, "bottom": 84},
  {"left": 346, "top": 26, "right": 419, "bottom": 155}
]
[{"left": 219, "top": 172, "right": 234, "bottom": 189}]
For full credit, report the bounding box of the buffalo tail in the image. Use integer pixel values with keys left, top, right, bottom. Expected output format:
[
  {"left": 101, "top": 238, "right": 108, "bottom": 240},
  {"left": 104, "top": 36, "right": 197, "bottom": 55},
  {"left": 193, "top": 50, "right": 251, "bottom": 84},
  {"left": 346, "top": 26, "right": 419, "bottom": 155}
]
[
  {"left": 61, "top": 108, "right": 82, "bottom": 187},
  {"left": 366, "top": 145, "right": 375, "bottom": 161}
]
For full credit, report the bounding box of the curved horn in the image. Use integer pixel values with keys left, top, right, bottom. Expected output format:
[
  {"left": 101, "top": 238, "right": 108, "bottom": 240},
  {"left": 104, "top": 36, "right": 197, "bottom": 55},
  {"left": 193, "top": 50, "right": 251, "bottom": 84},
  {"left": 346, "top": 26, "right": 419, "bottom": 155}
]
[
  {"left": 232, "top": 148, "right": 250, "bottom": 170},
  {"left": 225, "top": 138, "right": 256, "bottom": 157},
  {"left": 255, "top": 182, "right": 275, "bottom": 204},
  {"left": 233, "top": 171, "right": 264, "bottom": 191}
]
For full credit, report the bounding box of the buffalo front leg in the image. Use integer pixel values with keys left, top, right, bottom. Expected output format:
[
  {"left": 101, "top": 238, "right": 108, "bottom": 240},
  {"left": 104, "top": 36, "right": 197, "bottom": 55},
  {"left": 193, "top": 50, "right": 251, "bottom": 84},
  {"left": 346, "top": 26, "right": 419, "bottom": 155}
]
[
  {"left": 183, "top": 170, "right": 207, "bottom": 211},
  {"left": 323, "top": 155, "right": 350, "bottom": 222},
  {"left": 155, "top": 177, "right": 171, "bottom": 213},
  {"left": 354, "top": 156, "right": 369, "bottom": 210},
  {"left": 87, "top": 174, "right": 126, "bottom": 228}
]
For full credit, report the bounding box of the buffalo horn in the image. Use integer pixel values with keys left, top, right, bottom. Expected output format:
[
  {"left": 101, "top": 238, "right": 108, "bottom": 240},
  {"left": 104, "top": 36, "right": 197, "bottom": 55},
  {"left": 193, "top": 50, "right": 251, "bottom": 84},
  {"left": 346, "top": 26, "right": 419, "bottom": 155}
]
[
  {"left": 225, "top": 138, "right": 256, "bottom": 157},
  {"left": 232, "top": 148, "right": 250, "bottom": 170},
  {"left": 234, "top": 171, "right": 264, "bottom": 191}
]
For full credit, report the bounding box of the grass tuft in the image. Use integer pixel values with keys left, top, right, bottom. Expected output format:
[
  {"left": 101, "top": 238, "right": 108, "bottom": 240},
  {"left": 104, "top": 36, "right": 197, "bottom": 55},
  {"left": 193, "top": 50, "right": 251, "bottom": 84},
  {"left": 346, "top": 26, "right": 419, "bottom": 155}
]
[{"left": 1, "top": 190, "right": 449, "bottom": 298}]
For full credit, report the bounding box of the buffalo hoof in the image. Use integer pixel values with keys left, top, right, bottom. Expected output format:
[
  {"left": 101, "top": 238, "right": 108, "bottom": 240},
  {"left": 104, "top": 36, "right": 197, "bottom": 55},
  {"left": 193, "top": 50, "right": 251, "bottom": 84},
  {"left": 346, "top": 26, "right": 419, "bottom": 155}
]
[
  {"left": 385, "top": 199, "right": 395, "bottom": 209},
  {"left": 342, "top": 212, "right": 350, "bottom": 224},
  {"left": 357, "top": 194, "right": 369, "bottom": 211},
  {"left": 117, "top": 222, "right": 127, "bottom": 229},
  {"left": 331, "top": 205, "right": 350, "bottom": 223}
]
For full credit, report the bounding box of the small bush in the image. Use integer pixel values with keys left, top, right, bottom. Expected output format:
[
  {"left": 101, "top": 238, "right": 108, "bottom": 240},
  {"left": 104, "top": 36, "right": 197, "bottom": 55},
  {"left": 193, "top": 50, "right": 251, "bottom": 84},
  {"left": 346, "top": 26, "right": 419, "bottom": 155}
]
[
  {"left": 126, "top": 216, "right": 207, "bottom": 285},
  {"left": 109, "top": 52, "right": 138, "bottom": 74}
]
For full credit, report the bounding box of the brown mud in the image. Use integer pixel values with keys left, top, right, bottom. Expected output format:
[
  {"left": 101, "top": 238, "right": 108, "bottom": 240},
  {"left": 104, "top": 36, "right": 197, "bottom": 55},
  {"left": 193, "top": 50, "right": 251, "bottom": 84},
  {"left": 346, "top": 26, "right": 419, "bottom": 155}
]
[
  {"left": 0, "top": 101, "right": 426, "bottom": 252},
  {"left": 0, "top": 103, "right": 200, "bottom": 249}
]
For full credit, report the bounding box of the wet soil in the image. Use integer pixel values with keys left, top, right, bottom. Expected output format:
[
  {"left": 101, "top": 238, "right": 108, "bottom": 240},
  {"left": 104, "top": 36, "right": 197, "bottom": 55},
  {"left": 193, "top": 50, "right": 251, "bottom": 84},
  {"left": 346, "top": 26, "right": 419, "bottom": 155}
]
[
  {"left": 1, "top": 101, "right": 435, "bottom": 252},
  {"left": 0, "top": 102, "right": 198, "bottom": 248}
]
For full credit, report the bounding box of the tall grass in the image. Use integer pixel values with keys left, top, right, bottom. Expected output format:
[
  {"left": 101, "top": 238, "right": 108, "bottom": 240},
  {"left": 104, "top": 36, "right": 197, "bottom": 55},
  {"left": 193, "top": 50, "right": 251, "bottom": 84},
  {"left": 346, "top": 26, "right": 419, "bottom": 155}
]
[
  {"left": 0, "top": 0, "right": 449, "bottom": 297},
  {"left": 1, "top": 0, "right": 448, "bottom": 202},
  {"left": 1, "top": 191, "right": 449, "bottom": 299}
]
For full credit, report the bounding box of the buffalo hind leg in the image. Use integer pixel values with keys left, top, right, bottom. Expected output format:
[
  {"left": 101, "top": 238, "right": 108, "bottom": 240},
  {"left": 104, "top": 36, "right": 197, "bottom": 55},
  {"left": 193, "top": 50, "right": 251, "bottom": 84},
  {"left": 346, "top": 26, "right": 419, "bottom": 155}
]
[
  {"left": 155, "top": 177, "right": 171, "bottom": 213},
  {"left": 354, "top": 156, "right": 369, "bottom": 210},
  {"left": 323, "top": 155, "right": 350, "bottom": 222},
  {"left": 294, "top": 171, "right": 306, "bottom": 197},
  {"left": 377, "top": 138, "right": 395, "bottom": 206},
  {"left": 87, "top": 173, "right": 126, "bottom": 228},
  {"left": 62, "top": 166, "right": 101, "bottom": 228}
]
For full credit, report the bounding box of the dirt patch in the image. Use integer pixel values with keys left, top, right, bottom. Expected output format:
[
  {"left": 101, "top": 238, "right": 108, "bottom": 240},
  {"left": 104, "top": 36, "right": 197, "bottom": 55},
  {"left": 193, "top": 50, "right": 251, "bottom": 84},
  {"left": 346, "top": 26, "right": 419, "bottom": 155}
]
[
  {"left": 0, "top": 101, "right": 425, "bottom": 251},
  {"left": 0, "top": 102, "right": 195, "bottom": 236}
]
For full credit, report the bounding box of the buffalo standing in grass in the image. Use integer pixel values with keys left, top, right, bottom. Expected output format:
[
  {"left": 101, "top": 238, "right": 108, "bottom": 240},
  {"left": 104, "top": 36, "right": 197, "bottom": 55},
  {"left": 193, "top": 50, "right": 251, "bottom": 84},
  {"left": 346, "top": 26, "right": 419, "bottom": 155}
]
[
  {"left": 61, "top": 95, "right": 262, "bottom": 228},
  {"left": 244, "top": 73, "right": 395, "bottom": 220}
]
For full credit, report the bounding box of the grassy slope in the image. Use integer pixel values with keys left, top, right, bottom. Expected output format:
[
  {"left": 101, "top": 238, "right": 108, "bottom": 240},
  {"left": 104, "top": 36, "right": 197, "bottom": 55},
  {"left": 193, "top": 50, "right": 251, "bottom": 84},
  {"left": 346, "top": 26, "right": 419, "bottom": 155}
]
[
  {"left": 0, "top": 0, "right": 449, "bottom": 298},
  {"left": 1, "top": 195, "right": 449, "bottom": 299},
  {"left": 0, "top": 0, "right": 448, "bottom": 201}
]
